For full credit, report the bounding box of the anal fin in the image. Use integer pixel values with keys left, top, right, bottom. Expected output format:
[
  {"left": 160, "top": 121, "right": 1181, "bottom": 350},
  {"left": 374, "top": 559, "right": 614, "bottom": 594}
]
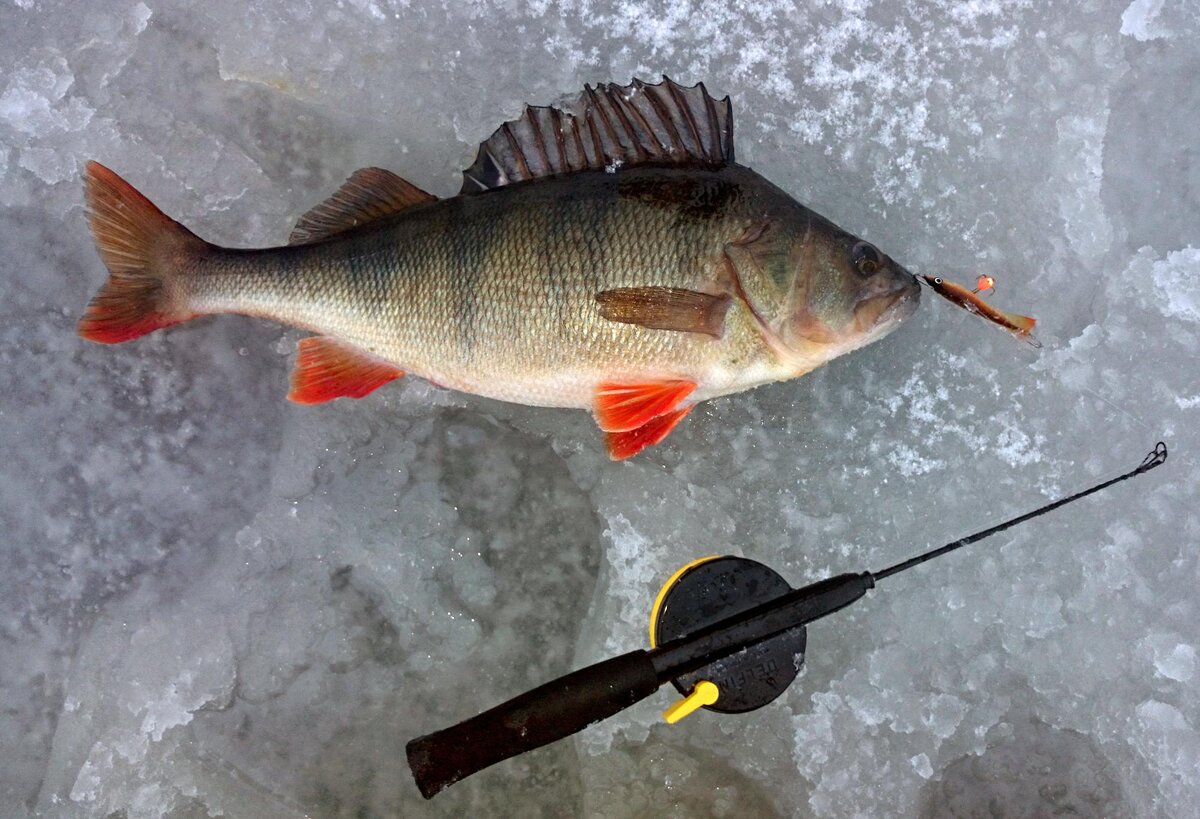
[
  {"left": 289, "top": 336, "right": 404, "bottom": 404},
  {"left": 594, "top": 380, "right": 696, "bottom": 433},
  {"left": 606, "top": 406, "right": 694, "bottom": 460},
  {"left": 595, "top": 287, "right": 731, "bottom": 337}
]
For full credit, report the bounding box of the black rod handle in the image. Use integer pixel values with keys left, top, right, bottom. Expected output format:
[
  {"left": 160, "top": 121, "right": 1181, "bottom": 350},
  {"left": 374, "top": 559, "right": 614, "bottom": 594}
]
[{"left": 406, "top": 650, "right": 660, "bottom": 798}]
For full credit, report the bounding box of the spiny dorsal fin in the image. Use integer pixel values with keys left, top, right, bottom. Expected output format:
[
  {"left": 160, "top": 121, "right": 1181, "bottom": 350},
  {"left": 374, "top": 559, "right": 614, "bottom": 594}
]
[
  {"left": 290, "top": 167, "right": 436, "bottom": 245},
  {"left": 460, "top": 77, "right": 734, "bottom": 194}
]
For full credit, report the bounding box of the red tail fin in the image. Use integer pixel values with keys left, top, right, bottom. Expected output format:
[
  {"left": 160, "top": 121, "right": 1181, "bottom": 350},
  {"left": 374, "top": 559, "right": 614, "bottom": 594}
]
[{"left": 78, "top": 161, "right": 207, "bottom": 343}]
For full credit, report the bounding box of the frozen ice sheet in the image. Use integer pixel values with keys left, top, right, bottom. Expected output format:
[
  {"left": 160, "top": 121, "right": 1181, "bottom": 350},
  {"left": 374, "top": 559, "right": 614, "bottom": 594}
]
[{"left": 2, "top": 1, "right": 1198, "bottom": 817}]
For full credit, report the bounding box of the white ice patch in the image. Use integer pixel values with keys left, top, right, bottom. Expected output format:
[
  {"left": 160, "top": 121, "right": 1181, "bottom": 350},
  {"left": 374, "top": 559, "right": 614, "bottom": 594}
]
[
  {"left": 1131, "top": 701, "right": 1200, "bottom": 811},
  {"left": 1142, "top": 635, "right": 1198, "bottom": 682},
  {"left": 1147, "top": 246, "right": 1200, "bottom": 323},
  {"left": 910, "top": 752, "right": 934, "bottom": 779},
  {"left": 1120, "top": 0, "right": 1170, "bottom": 40},
  {"left": 1055, "top": 113, "right": 1113, "bottom": 260}
]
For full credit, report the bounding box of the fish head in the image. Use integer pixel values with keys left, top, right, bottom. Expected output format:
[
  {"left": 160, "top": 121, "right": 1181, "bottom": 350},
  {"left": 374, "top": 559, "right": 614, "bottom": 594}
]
[{"left": 727, "top": 212, "right": 920, "bottom": 366}]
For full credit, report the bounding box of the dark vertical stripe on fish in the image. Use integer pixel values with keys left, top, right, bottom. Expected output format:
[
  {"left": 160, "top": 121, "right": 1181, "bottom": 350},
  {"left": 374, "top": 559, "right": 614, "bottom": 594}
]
[{"left": 445, "top": 196, "right": 487, "bottom": 363}]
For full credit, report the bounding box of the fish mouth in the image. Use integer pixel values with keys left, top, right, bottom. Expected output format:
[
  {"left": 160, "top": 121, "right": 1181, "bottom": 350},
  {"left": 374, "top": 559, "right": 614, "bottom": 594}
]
[{"left": 854, "top": 271, "right": 921, "bottom": 335}]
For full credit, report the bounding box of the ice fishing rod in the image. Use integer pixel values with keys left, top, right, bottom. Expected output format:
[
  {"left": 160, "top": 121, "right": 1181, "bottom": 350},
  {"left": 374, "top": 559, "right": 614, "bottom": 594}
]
[{"left": 406, "top": 442, "right": 1168, "bottom": 799}]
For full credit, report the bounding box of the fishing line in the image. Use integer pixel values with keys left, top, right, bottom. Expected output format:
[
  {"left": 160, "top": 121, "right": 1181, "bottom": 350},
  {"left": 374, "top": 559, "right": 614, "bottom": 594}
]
[
  {"left": 1083, "top": 386, "right": 1155, "bottom": 434},
  {"left": 872, "top": 441, "right": 1168, "bottom": 581}
]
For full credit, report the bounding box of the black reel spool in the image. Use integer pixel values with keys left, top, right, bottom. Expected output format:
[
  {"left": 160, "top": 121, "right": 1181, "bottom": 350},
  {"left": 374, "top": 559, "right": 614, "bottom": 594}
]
[{"left": 651, "top": 556, "right": 806, "bottom": 716}]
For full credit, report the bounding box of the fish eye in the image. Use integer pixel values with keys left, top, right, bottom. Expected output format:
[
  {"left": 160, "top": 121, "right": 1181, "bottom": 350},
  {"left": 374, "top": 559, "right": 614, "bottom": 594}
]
[
  {"left": 933, "top": 277, "right": 943, "bottom": 285},
  {"left": 851, "top": 242, "right": 881, "bottom": 275}
]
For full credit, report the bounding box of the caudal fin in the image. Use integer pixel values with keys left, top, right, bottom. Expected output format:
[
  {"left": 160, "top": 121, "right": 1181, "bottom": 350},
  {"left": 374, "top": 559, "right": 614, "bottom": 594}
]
[{"left": 78, "top": 161, "right": 207, "bottom": 343}]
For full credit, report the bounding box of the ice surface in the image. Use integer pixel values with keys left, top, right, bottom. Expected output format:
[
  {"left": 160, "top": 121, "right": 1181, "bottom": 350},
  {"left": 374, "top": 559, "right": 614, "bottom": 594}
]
[{"left": 2, "top": 0, "right": 1199, "bottom": 817}]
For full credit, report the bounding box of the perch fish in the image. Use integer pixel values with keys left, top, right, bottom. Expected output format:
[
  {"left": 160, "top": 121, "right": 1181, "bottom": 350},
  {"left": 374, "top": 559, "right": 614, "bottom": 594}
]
[{"left": 78, "top": 78, "right": 920, "bottom": 458}]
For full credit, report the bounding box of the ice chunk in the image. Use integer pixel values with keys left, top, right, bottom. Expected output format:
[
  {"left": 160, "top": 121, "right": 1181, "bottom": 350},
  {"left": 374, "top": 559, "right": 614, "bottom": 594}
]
[
  {"left": 1147, "top": 246, "right": 1200, "bottom": 323},
  {"left": 1143, "top": 634, "right": 1198, "bottom": 682},
  {"left": 1121, "top": 0, "right": 1170, "bottom": 40},
  {"left": 1131, "top": 701, "right": 1200, "bottom": 814},
  {"left": 910, "top": 752, "right": 933, "bottom": 779}
]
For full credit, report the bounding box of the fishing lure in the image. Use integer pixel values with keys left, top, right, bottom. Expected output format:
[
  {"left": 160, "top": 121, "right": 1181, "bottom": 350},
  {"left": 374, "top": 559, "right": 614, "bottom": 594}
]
[{"left": 922, "top": 274, "right": 1040, "bottom": 347}]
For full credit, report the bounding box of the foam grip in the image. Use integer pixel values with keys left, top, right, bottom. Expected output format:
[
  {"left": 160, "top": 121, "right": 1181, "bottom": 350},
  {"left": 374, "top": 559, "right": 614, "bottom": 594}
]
[{"left": 406, "top": 650, "right": 660, "bottom": 798}]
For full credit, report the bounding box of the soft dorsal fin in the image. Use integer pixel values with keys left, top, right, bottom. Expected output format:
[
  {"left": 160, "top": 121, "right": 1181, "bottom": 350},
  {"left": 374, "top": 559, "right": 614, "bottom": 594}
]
[
  {"left": 460, "top": 77, "right": 734, "bottom": 194},
  {"left": 290, "top": 167, "right": 436, "bottom": 245}
]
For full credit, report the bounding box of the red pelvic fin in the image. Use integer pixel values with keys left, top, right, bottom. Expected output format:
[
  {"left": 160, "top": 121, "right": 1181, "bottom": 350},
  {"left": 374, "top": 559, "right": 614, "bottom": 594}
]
[
  {"left": 594, "top": 380, "right": 697, "bottom": 433},
  {"left": 606, "top": 405, "right": 694, "bottom": 460},
  {"left": 78, "top": 161, "right": 207, "bottom": 343},
  {"left": 288, "top": 336, "right": 404, "bottom": 404}
]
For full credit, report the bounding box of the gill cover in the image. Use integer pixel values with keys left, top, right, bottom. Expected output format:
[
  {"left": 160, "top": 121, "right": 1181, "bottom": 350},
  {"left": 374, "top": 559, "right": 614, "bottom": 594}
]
[{"left": 724, "top": 210, "right": 918, "bottom": 357}]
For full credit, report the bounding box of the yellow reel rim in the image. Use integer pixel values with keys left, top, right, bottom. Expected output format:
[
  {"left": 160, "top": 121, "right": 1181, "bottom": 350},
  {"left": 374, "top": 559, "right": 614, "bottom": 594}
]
[{"left": 648, "top": 555, "right": 724, "bottom": 648}]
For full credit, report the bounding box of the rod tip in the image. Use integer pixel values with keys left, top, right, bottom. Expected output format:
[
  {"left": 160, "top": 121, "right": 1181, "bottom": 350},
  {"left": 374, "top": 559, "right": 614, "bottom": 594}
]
[{"left": 1140, "top": 441, "right": 1168, "bottom": 471}]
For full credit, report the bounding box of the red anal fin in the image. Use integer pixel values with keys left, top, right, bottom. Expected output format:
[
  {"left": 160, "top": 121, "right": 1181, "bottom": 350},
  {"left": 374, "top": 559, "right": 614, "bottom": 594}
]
[
  {"left": 594, "top": 380, "right": 697, "bottom": 433},
  {"left": 606, "top": 406, "right": 693, "bottom": 460},
  {"left": 288, "top": 336, "right": 404, "bottom": 404},
  {"left": 595, "top": 287, "right": 731, "bottom": 337}
]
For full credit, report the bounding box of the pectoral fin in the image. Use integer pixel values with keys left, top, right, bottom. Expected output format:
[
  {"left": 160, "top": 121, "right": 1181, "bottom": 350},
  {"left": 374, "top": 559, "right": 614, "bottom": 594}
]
[
  {"left": 606, "top": 406, "right": 694, "bottom": 460},
  {"left": 289, "top": 336, "right": 405, "bottom": 404},
  {"left": 594, "top": 380, "right": 697, "bottom": 433},
  {"left": 595, "top": 287, "right": 731, "bottom": 337}
]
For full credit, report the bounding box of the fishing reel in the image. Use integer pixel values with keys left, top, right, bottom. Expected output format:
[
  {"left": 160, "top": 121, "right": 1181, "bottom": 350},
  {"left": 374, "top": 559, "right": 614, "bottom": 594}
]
[
  {"left": 650, "top": 555, "right": 807, "bottom": 721},
  {"left": 405, "top": 442, "right": 1167, "bottom": 799}
]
